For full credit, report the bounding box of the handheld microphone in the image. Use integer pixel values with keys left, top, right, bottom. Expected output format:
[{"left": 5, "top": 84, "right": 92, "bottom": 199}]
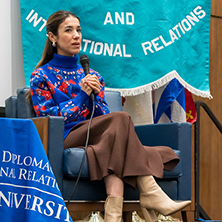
[
  {"left": 80, "top": 54, "right": 94, "bottom": 101},
  {"left": 80, "top": 54, "right": 90, "bottom": 75}
]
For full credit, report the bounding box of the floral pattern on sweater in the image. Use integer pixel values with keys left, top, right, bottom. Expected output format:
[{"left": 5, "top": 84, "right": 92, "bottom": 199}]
[{"left": 30, "top": 53, "right": 110, "bottom": 138}]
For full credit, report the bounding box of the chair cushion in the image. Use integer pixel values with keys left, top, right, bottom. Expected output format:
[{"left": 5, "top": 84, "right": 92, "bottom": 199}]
[
  {"left": 63, "top": 148, "right": 182, "bottom": 179},
  {"left": 163, "top": 149, "right": 182, "bottom": 178},
  {"left": 63, "top": 148, "right": 89, "bottom": 178}
]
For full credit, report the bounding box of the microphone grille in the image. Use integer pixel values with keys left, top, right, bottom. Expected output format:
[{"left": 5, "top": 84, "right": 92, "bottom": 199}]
[{"left": 80, "top": 54, "right": 89, "bottom": 64}]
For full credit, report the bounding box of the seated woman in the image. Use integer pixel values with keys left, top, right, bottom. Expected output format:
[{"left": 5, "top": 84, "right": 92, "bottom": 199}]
[{"left": 30, "top": 10, "right": 190, "bottom": 222}]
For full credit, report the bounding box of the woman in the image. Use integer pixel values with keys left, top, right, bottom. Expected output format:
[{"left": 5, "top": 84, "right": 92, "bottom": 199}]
[{"left": 30, "top": 10, "right": 190, "bottom": 222}]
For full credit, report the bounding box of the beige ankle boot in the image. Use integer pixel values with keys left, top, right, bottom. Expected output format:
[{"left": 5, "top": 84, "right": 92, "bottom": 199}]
[
  {"left": 104, "top": 196, "right": 123, "bottom": 222},
  {"left": 137, "top": 176, "right": 191, "bottom": 217}
]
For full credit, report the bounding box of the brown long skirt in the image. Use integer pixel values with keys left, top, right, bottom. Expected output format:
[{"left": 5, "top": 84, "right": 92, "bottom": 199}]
[{"left": 64, "top": 111, "right": 179, "bottom": 188}]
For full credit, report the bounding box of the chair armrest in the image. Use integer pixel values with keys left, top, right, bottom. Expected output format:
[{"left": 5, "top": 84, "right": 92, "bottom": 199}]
[
  {"left": 31, "top": 116, "right": 64, "bottom": 192},
  {"left": 32, "top": 117, "right": 49, "bottom": 154},
  {"left": 5, "top": 96, "right": 18, "bottom": 118},
  {"left": 135, "top": 122, "right": 192, "bottom": 200}
]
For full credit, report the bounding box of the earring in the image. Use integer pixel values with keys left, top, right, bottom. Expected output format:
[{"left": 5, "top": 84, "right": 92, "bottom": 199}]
[{"left": 52, "top": 42, "right": 56, "bottom": 47}]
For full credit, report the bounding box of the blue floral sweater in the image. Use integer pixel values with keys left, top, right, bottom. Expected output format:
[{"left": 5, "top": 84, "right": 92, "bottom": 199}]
[{"left": 30, "top": 53, "right": 110, "bottom": 139}]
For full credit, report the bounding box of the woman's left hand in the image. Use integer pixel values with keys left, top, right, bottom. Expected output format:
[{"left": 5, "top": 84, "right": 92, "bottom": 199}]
[{"left": 81, "top": 74, "right": 101, "bottom": 94}]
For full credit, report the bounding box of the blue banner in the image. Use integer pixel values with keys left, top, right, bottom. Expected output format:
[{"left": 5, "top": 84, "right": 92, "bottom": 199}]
[
  {"left": 20, "top": 0, "right": 211, "bottom": 98},
  {"left": 0, "top": 118, "right": 72, "bottom": 222}
]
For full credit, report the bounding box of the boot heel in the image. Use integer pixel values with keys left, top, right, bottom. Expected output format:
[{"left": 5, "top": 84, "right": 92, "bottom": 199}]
[{"left": 141, "top": 208, "right": 158, "bottom": 222}]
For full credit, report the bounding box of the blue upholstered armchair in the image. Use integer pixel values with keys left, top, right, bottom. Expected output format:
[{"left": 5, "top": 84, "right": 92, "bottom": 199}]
[{"left": 5, "top": 88, "right": 192, "bottom": 221}]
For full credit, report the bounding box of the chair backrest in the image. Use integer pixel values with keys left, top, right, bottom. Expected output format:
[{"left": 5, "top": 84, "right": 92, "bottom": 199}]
[
  {"left": 5, "top": 87, "right": 35, "bottom": 118},
  {"left": 104, "top": 90, "right": 123, "bottom": 112},
  {"left": 5, "top": 88, "right": 123, "bottom": 118}
]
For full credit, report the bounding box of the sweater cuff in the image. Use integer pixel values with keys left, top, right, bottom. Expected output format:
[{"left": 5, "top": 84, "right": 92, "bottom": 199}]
[{"left": 76, "top": 89, "right": 90, "bottom": 104}]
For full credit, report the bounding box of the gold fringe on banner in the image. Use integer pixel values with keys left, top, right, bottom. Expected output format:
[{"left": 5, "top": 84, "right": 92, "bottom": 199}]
[{"left": 106, "top": 70, "right": 213, "bottom": 99}]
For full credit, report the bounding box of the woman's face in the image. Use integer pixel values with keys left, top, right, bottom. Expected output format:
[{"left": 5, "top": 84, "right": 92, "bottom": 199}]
[{"left": 54, "top": 16, "right": 82, "bottom": 57}]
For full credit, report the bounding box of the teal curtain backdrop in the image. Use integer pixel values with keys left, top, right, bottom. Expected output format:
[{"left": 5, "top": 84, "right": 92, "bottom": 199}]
[{"left": 20, "top": 0, "right": 211, "bottom": 98}]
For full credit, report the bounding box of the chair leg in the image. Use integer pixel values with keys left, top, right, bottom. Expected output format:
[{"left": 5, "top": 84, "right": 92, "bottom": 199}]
[
  {"left": 181, "top": 211, "right": 188, "bottom": 222},
  {"left": 123, "top": 212, "right": 132, "bottom": 222}
]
